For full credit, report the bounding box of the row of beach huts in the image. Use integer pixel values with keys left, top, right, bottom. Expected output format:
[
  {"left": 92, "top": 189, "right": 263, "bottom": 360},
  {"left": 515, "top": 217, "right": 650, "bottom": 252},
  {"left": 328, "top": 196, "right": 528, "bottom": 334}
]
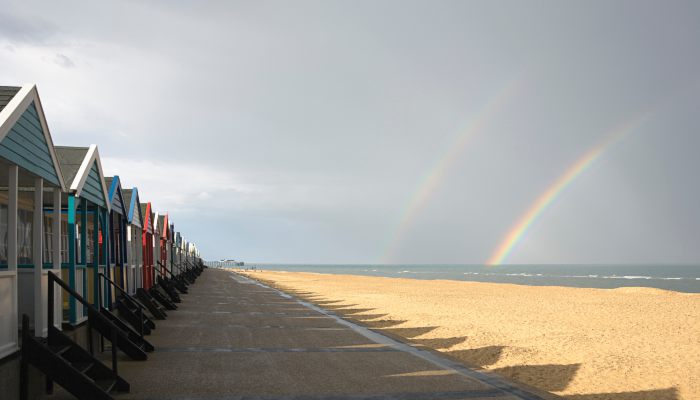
[{"left": 0, "top": 84, "right": 204, "bottom": 399}]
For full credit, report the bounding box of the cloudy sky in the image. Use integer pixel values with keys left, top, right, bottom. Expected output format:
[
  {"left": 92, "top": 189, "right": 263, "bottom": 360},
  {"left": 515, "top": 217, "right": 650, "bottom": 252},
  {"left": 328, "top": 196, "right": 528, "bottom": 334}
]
[{"left": 1, "top": 1, "right": 698, "bottom": 264}]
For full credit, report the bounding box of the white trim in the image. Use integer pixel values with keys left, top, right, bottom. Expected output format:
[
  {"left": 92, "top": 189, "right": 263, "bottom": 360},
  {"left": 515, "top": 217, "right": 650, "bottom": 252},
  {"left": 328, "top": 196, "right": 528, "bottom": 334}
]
[
  {"left": 0, "top": 85, "right": 33, "bottom": 141},
  {"left": 153, "top": 211, "right": 160, "bottom": 234},
  {"left": 0, "top": 84, "right": 67, "bottom": 191},
  {"left": 33, "top": 178, "right": 46, "bottom": 337},
  {"left": 8, "top": 165, "right": 18, "bottom": 352},
  {"left": 8, "top": 166, "right": 17, "bottom": 272},
  {"left": 70, "top": 145, "right": 94, "bottom": 192},
  {"left": 71, "top": 145, "right": 111, "bottom": 213}
]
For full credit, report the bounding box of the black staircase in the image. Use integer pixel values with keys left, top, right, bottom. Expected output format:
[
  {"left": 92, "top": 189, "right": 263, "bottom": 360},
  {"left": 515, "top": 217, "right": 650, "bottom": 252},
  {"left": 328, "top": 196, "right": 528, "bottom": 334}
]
[
  {"left": 98, "top": 273, "right": 155, "bottom": 350},
  {"left": 99, "top": 273, "right": 155, "bottom": 334},
  {"left": 150, "top": 284, "right": 178, "bottom": 309},
  {"left": 86, "top": 302, "right": 148, "bottom": 361},
  {"left": 20, "top": 272, "right": 130, "bottom": 400},
  {"left": 157, "top": 278, "right": 181, "bottom": 303},
  {"left": 135, "top": 288, "right": 168, "bottom": 318},
  {"left": 157, "top": 261, "right": 188, "bottom": 294},
  {"left": 99, "top": 309, "right": 154, "bottom": 353}
]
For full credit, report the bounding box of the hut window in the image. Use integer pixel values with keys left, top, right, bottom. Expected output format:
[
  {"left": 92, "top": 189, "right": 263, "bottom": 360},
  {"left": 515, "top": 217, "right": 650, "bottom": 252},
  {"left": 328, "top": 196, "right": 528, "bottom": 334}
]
[
  {"left": 75, "top": 212, "right": 82, "bottom": 265},
  {"left": 0, "top": 202, "right": 7, "bottom": 266},
  {"left": 61, "top": 214, "right": 68, "bottom": 263},
  {"left": 42, "top": 212, "right": 68, "bottom": 264},
  {"left": 17, "top": 191, "right": 34, "bottom": 265},
  {"left": 43, "top": 212, "right": 53, "bottom": 263},
  {"left": 86, "top": 212, "right": 94, "bottom": 264}
]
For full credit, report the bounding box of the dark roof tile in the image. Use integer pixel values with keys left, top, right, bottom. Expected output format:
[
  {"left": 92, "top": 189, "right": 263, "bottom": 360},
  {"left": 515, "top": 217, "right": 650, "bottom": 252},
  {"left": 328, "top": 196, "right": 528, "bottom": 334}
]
[
  {"left": 54, "top": 146, "right": 89, "bottom": 187},
  {"left": 0, "top": 86, "right": 21, "bottom": 114}
]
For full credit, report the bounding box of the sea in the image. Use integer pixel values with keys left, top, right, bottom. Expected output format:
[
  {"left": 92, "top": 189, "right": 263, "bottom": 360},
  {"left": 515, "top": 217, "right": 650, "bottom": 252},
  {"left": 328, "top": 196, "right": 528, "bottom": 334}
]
[{"left": 236, "top": 263, "right": 700, "bottom": 293}]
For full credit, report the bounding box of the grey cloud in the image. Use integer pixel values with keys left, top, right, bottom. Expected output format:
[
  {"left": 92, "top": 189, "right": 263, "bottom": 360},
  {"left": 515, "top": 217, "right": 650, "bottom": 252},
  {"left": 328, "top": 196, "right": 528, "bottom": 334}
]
[
  {"left": 0, "top": 11, "right": 59, "bottom": 45},
  {"left": 1, "top": 0, "right": 698, "bottom": 264},
  {"left": 54, "top": 53, "right": 75, "bottom": 68}
]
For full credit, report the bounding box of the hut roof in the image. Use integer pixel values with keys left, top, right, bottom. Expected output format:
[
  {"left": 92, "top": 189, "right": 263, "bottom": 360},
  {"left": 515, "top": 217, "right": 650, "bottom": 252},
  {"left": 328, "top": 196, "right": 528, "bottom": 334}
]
[
  {"left": 54, "top": 146, "right": 89, "bottom": 188},
  {"left": 0, "top": 86, "right": 21, "bottom": 113},
  {"left": 123, "top": 188, "right": 134, "bottom": 209}
]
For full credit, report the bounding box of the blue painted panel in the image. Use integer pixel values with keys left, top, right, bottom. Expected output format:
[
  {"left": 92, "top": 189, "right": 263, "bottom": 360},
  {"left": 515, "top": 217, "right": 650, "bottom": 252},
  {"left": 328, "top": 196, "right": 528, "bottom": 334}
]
[
  {"left": 82, "top": 162, "right": 106, "bottom": 207},
  {"left": 0, "top": 102, "right": 60, "bottom": 185}
]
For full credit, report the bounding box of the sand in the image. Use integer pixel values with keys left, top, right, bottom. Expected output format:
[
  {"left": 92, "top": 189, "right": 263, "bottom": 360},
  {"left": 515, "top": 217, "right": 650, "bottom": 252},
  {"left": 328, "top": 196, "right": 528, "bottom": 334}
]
[{"left": 242, "top": 271, "right": 700, "bottom": 400}]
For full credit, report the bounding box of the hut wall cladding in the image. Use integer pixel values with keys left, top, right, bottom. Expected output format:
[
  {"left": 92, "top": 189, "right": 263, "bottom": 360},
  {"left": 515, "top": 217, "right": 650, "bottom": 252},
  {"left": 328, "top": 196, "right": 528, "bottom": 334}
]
[
  {"left": 82, "top": 162, "right": 106, "bottom": 207},
  {"left": 0, "top": 101, "right": 61, "bottom": 186}
]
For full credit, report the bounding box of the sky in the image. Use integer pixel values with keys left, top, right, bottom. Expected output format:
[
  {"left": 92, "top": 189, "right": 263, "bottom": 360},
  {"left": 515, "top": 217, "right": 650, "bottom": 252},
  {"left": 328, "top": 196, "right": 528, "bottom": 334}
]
[{"left": 1, "top": 0, "right": 698, "bottom": 264}]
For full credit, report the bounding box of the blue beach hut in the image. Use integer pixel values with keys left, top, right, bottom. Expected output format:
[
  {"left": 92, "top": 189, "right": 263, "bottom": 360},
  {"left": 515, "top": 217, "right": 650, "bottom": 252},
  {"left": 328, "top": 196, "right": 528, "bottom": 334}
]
[
  {"left": 105, "top": 176, "right": 128, "bottom": 302},
  {"left": 0, "top": 84, "right": 66, "bottom": 357},
  {"left": 122, "top": 188, "right": 143, "bottom": 294},
  {"left": 54, "top": 145, "right": 111, "bottom": 325}
]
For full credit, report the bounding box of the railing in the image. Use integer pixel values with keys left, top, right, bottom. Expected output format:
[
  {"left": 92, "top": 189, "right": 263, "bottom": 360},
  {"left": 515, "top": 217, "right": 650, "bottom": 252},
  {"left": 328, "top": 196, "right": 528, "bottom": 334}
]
[
  {"left": 156, "top": 260, "right": 176, "bottom": 279},
  {"left": 47, "top": 271, "right": 120, "bottom": 374},
  {"left": 98, "top": 272, "right": 146, "bottom": 339}
]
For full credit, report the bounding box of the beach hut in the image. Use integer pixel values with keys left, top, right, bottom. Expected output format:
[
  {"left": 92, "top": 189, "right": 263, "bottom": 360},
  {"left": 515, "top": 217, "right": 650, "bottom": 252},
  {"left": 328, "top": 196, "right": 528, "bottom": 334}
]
[
  {"left": 152, "top": 211, "right": 161, "bottom": 280},
  {"left": 122, "top": 188, "right": 143, "bottom": 294},
  {"left": 174, "top": 231, "right": 182, "bottom": 271},
  {"left": 140, "top": 202, "right": 154, "bottom": 289},
  {"left": 0, "top": 84, "right": 66, "bottom": 359},
  {"left": 104, "top": 176, "right": 128, "bottom": 302},
  {"left": 168, "top": 222, "right": 175, "bottom": 274},
  {"left": 54, "top": 145, "right": 111, "bottom": 325},
  {"left": 156, "top": 213, "right": 169, "bottom": 277}
]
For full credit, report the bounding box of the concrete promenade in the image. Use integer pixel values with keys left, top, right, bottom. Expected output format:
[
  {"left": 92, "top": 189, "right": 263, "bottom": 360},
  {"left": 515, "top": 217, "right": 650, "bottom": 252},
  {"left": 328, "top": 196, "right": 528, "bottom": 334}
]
[{"left": 43, "top": 268, "right": 557, "bottom": 400}]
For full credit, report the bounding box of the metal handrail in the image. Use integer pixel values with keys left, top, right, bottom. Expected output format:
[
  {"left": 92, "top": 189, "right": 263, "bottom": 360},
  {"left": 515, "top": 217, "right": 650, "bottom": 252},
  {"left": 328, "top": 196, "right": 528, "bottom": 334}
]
[
  {"left": 98, "top": 272, "right": 146, "bottom": 338},
  {"left": 156, "top": 260, "right": 176, "bottom": 278},
  {"left": 47, "top": 271, "right": 120, "bottom": 374}
]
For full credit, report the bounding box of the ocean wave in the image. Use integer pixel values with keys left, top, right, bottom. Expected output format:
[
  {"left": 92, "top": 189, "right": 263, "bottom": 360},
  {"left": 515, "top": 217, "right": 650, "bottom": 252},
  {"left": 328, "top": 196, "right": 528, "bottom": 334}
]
[{"left": 462, "top": 272, "right": 694, "bottom": 281}]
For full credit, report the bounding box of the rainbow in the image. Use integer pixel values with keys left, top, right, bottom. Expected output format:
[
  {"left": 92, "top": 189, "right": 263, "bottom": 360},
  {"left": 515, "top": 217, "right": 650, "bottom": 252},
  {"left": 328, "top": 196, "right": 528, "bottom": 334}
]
[
  {"left": 487, "top": 116, "right": 647, "bottom": 265},
  {"left": 381, "top": 80, "right": 522, "bottom": 263}
]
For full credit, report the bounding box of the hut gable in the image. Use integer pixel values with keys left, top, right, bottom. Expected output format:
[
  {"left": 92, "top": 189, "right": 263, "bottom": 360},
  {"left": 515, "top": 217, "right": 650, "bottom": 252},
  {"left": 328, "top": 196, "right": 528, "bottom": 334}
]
[
  {"left": 123, "top": 188, "right": 143, "bottom": 228},
  {"left": 106, "top": 176, "right": 127, "bottom": 216},
  {"left": 158, "top": 214, "right": 169, "bottom": 239},
  {"left": 55, "top": 145, "right": 110, "bottom": 210},
  {"left": 0, "top": 84, "right": 65, "bottom": 188},
  {"left": 140, "top": 203, "right": 153, "bottom": 233}
]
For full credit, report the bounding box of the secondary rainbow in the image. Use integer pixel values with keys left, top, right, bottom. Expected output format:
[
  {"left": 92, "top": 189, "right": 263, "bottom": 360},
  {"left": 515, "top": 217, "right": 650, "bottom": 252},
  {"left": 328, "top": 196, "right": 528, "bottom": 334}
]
[
  {"left": 487, "top": 117, "right": 646, "bottom": 266},
  {"left": 381, "top": 80, "right": 522, "bottom": 263}
]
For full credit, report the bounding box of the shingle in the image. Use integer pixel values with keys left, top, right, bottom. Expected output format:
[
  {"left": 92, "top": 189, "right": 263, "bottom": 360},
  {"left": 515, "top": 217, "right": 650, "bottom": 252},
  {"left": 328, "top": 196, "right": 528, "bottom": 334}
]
[
  {"left": 54, "top": 146, "right": 89, "bottom": 187},
  {"left": 123, "top": 188, "right": 134, "bottom": 208},
  {"left": 0, "top": 86, "right": 21, "bottom": 114}
]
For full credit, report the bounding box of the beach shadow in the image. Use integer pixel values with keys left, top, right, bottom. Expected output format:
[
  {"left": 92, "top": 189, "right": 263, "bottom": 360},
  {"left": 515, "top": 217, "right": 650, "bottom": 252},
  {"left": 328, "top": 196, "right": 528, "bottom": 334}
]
[
  {"left": 314, "top": 300, "right": 349, "bottom": 306},
  {"left": 350, "top": 313, "right": 389, "bottom": 321},
  {"left": 492, "top": 363, "right": 581, "bottom": 392},
  {"left": 446, "top": 345, "right": 505, "bottom": 366},
  {"left": 285, "top": 290, "right": 318, "bottom": 298},
  {"left": 562, "top": 388, "right": 678, "bottom": 400},
  {"left": 379, "top": 326, "right": 438, "bottom": 339},
  {"left": 359, "top": 319, "right": 408, "bottom": 328},
  {"left": 410, "top": 336, "right": 468, "bottom": 350},
  {"left": 334, "top": 307, "right": 377, "bottom": 315},
  {"left": 320, "top": 303, "right": 360, "bottom": 311}
]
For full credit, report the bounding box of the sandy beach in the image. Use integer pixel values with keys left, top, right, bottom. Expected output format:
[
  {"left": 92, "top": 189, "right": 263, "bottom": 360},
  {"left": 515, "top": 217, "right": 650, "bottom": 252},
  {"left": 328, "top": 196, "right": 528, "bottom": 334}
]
[{"left": 243, "top": 271, "right": 700, "bottom": 400}]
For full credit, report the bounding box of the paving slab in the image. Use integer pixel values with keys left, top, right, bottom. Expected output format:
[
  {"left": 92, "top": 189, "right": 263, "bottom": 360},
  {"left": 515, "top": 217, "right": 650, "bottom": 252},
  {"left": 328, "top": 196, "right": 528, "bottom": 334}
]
[{"left": 39, "top": 269, "right": 557, "bottom": 400}]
